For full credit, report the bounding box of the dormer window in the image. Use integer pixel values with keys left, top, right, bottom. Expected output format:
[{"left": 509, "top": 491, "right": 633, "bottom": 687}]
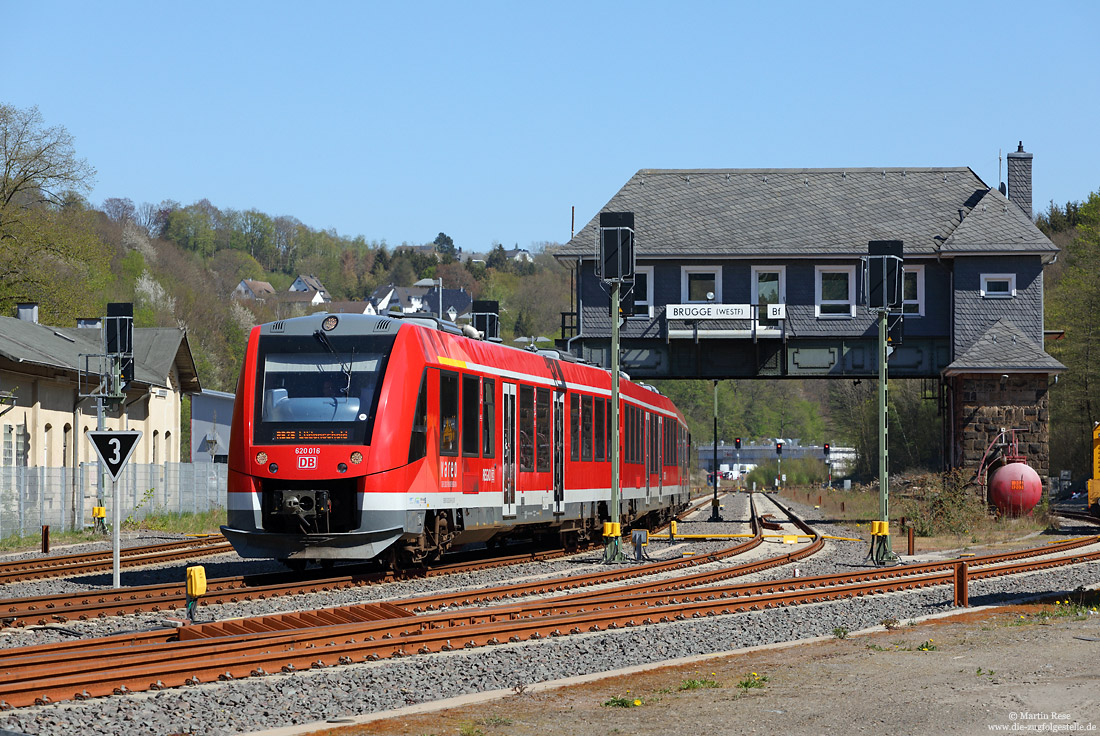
[{"left": 981, "top": 273, "right": 1016, "bottom": 299}]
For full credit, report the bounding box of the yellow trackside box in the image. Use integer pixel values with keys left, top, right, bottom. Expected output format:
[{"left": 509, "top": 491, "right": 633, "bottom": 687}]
[
  {"left": 1090, "top": 424, "right": 1100, "bottom": 511},
  {"left": 92, "top": 506, "right": 106, "bottom": 519},
  {"left": 186, "top": 565, "right": 207, "bottom": 599}
]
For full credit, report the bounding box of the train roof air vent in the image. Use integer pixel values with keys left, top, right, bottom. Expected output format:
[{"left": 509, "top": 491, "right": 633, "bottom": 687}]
[
  {"left": 270, "top": 321, "right": 285, "bottom": 332},
  {"left": 375, "top": 319, "right": 392, "bottom": 331}
]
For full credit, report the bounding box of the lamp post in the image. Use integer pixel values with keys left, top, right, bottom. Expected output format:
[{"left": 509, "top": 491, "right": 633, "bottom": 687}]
[{"left": 413, "top": 277, "right": 443, "bottom": 320}]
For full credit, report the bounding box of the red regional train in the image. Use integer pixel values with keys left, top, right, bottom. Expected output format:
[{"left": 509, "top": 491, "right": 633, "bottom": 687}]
[{"left": 222, "top": 312, "right": 692, "bottom": 568}]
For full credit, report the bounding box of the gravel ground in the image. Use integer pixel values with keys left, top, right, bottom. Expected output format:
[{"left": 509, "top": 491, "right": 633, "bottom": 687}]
[{"left": 1, "top": 494, "right": 1098, "bottom": 736}]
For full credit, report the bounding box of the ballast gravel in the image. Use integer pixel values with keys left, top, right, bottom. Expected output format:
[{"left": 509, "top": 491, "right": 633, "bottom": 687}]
[{"left": 1, "top": 496, "right": 1098, "bottom": 736}]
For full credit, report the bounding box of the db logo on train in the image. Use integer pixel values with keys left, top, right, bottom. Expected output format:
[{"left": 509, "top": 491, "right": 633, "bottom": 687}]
[{"left": 298, "top": 456, "right": 318, "bottom": 469}]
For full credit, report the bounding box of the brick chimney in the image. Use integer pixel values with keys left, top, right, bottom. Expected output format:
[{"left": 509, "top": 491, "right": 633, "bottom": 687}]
[{"left": 1006, "top": 141, "right": 1033, "bottom": 219}]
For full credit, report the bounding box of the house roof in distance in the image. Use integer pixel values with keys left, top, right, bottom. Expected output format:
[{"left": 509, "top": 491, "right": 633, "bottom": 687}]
[{"left": 555, "top": 168, "right": 1056, "bottom": 260}]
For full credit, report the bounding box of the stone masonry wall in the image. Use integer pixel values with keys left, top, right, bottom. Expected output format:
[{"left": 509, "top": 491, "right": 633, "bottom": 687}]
[{"left": 951, "top": 373, "right": 1050, "bottom": 490}]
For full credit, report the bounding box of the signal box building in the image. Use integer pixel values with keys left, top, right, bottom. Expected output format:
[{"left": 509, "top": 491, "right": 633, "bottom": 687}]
[{"left": 555, "top": 144, "right": 1064, "bottom": 486}]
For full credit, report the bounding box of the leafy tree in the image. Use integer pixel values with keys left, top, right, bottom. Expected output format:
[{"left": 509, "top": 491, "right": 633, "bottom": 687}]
[
  {"left": 433, "top": 231, "right": 456, "bottom": 260},
  {"left": 0, "top": 103, "right": 109, "bottom": 322},
  {"left": 1047, "top": 189, "right": 1100, "bottom": 481},
  {"left": 486, "top": 243, "right": 510, "bottom": 270}
]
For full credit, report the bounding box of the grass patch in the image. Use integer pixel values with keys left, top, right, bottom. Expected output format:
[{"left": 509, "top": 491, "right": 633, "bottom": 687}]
[
  {"left": 0, "top": 508, "right": 225, "bottom": 553},
  {"left": 832, "top": 626, "right": 849, "bottom": 640},
  {"left": 602, "top": 695, "right": 644, "bottom": 708},
  {"left": 736, "top": 672, "right": 769, "bottom": 693},
  {"left": 123, "top": 507, "right": 225, "bottom": 534},
  {"left": 678, "top": 678, "right": 721, "bottom": 691}
]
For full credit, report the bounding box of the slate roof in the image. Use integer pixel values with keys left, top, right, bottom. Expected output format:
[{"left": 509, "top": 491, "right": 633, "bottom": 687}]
[
  {"left": 940, "top": 188, "right": 1056, "bottom": 254},
  {"left": 943, "top": 318, "right": 1065, "bottom": 375},
  {"left": 556, "top": 168, "right": 1055, "bottom": 259},
  {"left": 0, "top": 316, "right": 200, "bottom": 391}
]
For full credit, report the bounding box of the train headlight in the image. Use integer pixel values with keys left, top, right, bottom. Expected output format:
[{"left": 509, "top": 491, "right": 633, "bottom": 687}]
[
  {"left": 268, "top": 463, "right": 278, "bottom": 474},
  {"left": 255, "top": 452, "right": 268, "bottom": 465},
  {"left": 322, "top": 315, "right": 338, "bottom": 331},
  {"left": 337, "top": 462, "right": 348, "bottom": 474},
  {"left": 350, "top": 451, "right": 363, "bottom": 465}
]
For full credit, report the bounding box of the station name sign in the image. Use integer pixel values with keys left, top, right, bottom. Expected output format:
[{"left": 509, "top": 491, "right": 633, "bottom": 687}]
[{"left": 666, "top": 304, "right": 786, "bottom": 320}]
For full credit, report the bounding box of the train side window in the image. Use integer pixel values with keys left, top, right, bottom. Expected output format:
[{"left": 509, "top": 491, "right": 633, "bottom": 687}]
[
  {"left": 635, "top": 407, "right": 644, "bottom": 465},
  {"left": 519, "top": 384, "right": 534, "bottom": 471},
  {"left": 649, "top": 413, "right": 659, "bottom": 473},
  {"left": 570, "top": 394, "right": 580, "bottom": 462},
  {"left": 462, "top": 374, "right": 480, "bottom": 457},
  {"left": 482, "top": 378, "right": 495, "bottom": 458},
  {"left": 594, "top": 398, "right": 605, "bottom": 461},
  {"left": 629, "top": 404, "right": 638, "bottom": 462},
  {"left": 440, "top": 371, "right": 459, "bottom": 456},
  {"left": 536, "top": 387, "right": 551, "bottom": 472},
  {"left": 605, "top": 399, "right": 611, "bottom": 462},
  {"left": 408, "top": 371, "right": 429, "bottom": 463},
  {"left": 581, "top": 396, "right": 593, "bottom": 461}
]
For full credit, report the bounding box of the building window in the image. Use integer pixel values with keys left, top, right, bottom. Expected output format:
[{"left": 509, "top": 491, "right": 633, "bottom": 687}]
[
  {"left": 681, "top": 266, "right": 722, "bottom": 303},
  {"left": 815, "top": 266, "right": 856, "bottom": 318},
  {"left": 631, "top": 266, "right": 654, "bottom": 317},
  {"left": 903, "top": 265, "right": 925, "bottom": 316},
  {"left": 751, "top": 266, "right": 786, "bottom": 328},
  {"left": 981, "top": 273, "right": 1016, "bottom": 299},
  {"left": 3, "top": 424, "right": 27, "bottom": 467}
]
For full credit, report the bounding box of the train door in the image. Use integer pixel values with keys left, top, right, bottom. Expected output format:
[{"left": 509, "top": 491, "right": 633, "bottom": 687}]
[
  {"left": 502, "top": 382, "right": 517, "bottom": 517},
  {"left": 553, "top": 391, "right": 564, "bottom": 514},
  {"left": 657, "top": 416, "right": 664, "bottom": 498}
]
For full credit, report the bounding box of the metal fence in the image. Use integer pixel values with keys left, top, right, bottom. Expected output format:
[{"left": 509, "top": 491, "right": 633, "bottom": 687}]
[{"left": 0, "top": 462, "right": 227, "bottom": 540}]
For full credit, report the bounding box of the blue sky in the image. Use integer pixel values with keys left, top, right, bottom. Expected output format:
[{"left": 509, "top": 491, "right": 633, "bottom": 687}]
[{"left": 6, "top": 1, "right": 1099, "bottom": 254}]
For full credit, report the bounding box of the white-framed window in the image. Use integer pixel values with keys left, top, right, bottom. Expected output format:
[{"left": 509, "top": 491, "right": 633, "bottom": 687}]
[
  {"left": 981, "top": 273, "right": 1016, "bottom": 298},
  {"left": 814, "top": 265, "right": 856, "bottom": 318},
  {"left": 751, "top": 266, "right": 786, "bottom": 328},
  {"left": 630, "top": 266, "right": 654, "bottom": 317},
  {"left": 2, "top": 424, "right": 27, "bottom": 467},
  {"left": 902, "top": 264, "right": 925, "bottom": 316},
  {"left": 681, "top": 266, "right": 722, "bottom": 304}
]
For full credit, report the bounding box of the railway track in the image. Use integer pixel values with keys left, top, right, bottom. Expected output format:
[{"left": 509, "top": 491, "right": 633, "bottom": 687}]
[
  {"left": 0, "top": 493, "right": 1097, "bottom": 709},
  {"left": 0, "top": 494, "right": 714, "bottom": 628},
  {"left": 0, "top": 536, "right": 231, "bottom": 585}
]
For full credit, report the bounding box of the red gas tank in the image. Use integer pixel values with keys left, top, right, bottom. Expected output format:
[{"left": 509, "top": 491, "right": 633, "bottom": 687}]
[{"left": 989, "top": 460, "right": 1043, "bottom": 516}]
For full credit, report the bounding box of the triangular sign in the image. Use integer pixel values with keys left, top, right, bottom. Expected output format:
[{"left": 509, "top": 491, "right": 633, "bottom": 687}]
[{"left": 88, "top": 430, "right": 143, "bottom": 482}]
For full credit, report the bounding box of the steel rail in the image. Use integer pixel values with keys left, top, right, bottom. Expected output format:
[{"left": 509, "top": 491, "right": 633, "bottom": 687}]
[{"left": 0, "top": 537, "right": 231, "bottom": 585}]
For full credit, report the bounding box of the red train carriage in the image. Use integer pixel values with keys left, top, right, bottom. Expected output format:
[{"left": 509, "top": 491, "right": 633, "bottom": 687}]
[{"left": 223, "top": 312, "right": 691, "bottom": 568}]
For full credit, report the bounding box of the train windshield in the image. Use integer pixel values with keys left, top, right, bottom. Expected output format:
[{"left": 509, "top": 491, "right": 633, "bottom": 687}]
[{"left": 253, "top": 333, "right": 395, "bottom": 445}]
